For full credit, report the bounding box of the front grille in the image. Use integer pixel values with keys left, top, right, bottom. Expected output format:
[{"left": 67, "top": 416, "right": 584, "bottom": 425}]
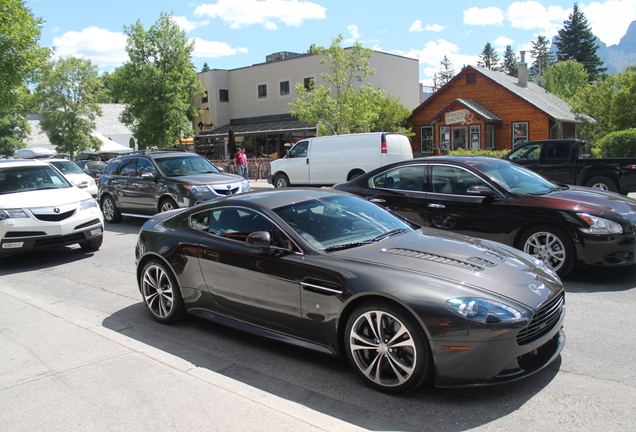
[
  {"left": 33, "top": 209, "right": 75, "bottom": 222},
  {"left": 213, "top": 187, "right": 240, "bottom": 196},
  {"left": 517, "top": 291, "right": 565, "bottom": 345},
  {"left": 4, "top": 231, "right": 47, "bottom": 238}
]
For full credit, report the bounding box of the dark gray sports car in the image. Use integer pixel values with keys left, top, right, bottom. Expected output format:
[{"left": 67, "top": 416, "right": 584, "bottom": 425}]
[{"left": 135, "top": 188, "right": 565, "bottom": 393}]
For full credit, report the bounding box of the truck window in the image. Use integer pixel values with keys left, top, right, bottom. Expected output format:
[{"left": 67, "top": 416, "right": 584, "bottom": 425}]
[{"left": 545, "top": 143, "right": 571, "bottom": 161}]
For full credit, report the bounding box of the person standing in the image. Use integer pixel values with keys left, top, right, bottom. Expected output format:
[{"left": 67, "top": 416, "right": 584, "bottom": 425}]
[{"left": 235, "top": 147, "right": 248, "bottom": 180}]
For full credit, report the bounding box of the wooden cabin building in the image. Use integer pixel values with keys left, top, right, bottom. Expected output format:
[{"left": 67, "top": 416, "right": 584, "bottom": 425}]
[{"left": 409, "top": 62, "right": 589, "bottom": 156}]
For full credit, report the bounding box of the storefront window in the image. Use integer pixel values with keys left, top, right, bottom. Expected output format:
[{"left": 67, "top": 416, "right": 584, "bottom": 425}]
[
  {"left": 512, "top": 122, "right": 529, "bottom": 147},
  {"left": 420, "top": 126, "right": 434, "bottom": 154},
  {"left": 486, "top": 125, "right": 495, "bottom": 149},
  {"left": 440, "top": 127, "right": 450, "bottom": 151},
  {"left": 470, "top": 125, "right": 481, "bottom": 150}
]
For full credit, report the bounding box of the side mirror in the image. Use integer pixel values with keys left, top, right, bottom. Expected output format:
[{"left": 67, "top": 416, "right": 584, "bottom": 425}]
[
  {"left": 140, "top": 172, "right": 157, "bottom": 181},
  {"left": 247, "top": 231, "right": 271, "bottom": 249},
  {"left": 466, "top": 185, "right": 495, "bottom": 197}
]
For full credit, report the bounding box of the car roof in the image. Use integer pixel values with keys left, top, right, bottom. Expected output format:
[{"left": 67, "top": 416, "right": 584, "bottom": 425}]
[
  {"left": 111, "top": 151, "right": 197, "bottom": 161},
  {"left": 0, "top": 159, "right": 50, "bottom": 167},
  {"left": 207, "top": 188, "right": 353, "bottom": 210}
]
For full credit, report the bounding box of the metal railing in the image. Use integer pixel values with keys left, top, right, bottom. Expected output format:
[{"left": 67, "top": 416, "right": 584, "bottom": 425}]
[{"left": 207, "top": 158, "right": 273, "bottom": 180}]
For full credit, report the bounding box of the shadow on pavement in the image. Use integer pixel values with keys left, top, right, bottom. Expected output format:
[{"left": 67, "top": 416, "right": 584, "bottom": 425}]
[{"left": 564, "top": 264, "right": 636, "bottom": 293}]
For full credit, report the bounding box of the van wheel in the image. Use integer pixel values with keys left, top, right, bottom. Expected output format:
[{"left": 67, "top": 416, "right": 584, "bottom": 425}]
[
  {"left": 348, "top": 170, "right": 364, "bottom": 181},
  {"left": 273, "top": 174, "right": 290, "bottom": 188},
  {"left": 585, "top": 176, "right": 617, "bottom": 192}
]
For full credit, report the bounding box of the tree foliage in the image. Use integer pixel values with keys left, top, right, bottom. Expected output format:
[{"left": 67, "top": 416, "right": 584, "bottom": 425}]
[
  {"left": 542, "top": 60, "right": 589, "bottom": 100},
  {"left": 36, "top": 56, "right": 105, "bottom": 157},
  {"left": 477, "top": 42, "right": 500, "bottom": 70},
  {"left": 501, "top": 46, "right": 518, "bottom": 77},
  {"left": 111, "top": 12, "right": 202, "bottom": 149},
  {"left": 529, "top": 35, "right": 554, "bottom": 82},
  {"left": 288, "top": 34, "right": 411, "bottom": 136},
  {"left": 433, "top": 56, "right": 455, "bottom": 89},
  {"left": 553, "top": 3, "right": 606, "bottom": 82},
  {"left": 569, "top": 66, "right": 636, "bottom": 141},
  {"left": 596, "top": 129, "right": 636, "bottom": 157}
]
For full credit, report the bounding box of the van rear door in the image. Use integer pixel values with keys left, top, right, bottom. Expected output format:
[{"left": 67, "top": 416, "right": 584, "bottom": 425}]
[{"left": 381, "top": 133, "right": 413, "bottom": 165}]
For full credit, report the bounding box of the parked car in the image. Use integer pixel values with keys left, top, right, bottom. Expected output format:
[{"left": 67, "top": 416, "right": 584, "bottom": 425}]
[
  {"left": 47, "top": 159, "right": 98, "bottom": 198},
  {"left": 73, "top": 160, "right": 107, "bottom": 179},
  {"left": 267, "top": 132, "right": 413, "bottom": 188},
  {"left": 98, "top": 151, "right": 250, "bottom": 223},
  {"left": 135, "top": 188, "right": 564, "bottom": 393},
  {"left": 503, "top": 139, "right": 636, "bottom": 194},
  {"left": 333, "top": 156, "right": 636, "bottom": 277},
  {"left": 0, "top": 159, "right": 103, "bottom": 256}
]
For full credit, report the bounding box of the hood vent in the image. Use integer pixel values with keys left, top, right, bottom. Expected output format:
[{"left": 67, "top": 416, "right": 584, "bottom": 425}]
[{"left": 385, "top": 248, "right": 484, "bottom": 271}]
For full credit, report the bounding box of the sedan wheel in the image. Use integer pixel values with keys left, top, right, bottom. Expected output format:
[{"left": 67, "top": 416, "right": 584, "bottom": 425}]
[
  {"left": 140, "top": 260, "right": 186, "bottom": 324},
  {"left": 520, "top": 225, "right": 575, "bottom": 277},
  {"left": 345, "top": 301, "right": 432, "bottom": 393}
]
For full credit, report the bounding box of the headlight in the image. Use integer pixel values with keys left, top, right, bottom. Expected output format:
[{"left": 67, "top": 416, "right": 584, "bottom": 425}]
[
  {"left": 446, "top": 298, "right": 523, "bottom": 324},
  {"left": 182, "top": 185, "right": 208, "bottom": 193},
  {"left": 577, "top": 213, "right": 623, "bottom": 234},
  {"left": 241, "top": 180, "right": 250, "bottom": 192},
  {"left": 0, "top": 209, "right": 29, "bottom": 220},
  {"left": 79, "top": 199, "right": 98, "bottom": 211}
]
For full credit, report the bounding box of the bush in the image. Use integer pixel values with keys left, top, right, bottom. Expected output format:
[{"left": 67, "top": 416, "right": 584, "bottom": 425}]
[
  {"left": 597, "top": 129, "right": 636, "bottom": 157},
  {"left": 448, "top": 148, "right": 509, "bottom": 159}
]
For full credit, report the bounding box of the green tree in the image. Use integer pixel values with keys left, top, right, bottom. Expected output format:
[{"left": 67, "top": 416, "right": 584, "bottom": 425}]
[
  {"left": 569, "top": 66, "right": 636, "bottom": 140},
  {"left": 529, "top": 35, "right": 554, "bottom": 83},
  {"left": 433, "top": 55, "right": 455, "bottom": 89},
  {"left": 0, "top": 0, "right": 51, "bottom": 156},
  {"left": 596, "top": 129, "right": 636, "bottom": 157},
  {"left": 36, "top": 56, "right": 106, "bottom": 157},
  {"left": 111, "top": 12, "right": 202, "bottom": 149},
  {"left": 201, "top": 62, "right": 210, "bottom": 72},
  {"left": 501, "top": 45, "right": 518, "bottom": 77},
  {"left": 553, "top": 3, "right": 606, "bottom": 82},
  {"left": 542, "top": 60, "right": 589, "bottom": 100},
  {"left": 289, "top": 34, "right": 411, "bottom": 136},
  {"left": 477, "top": 42, "right": 500, "bottom": 70}
]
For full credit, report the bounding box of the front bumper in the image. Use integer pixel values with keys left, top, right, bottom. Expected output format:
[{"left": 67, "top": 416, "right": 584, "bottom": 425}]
[{"left": 576, "top": 232, "right": 636, "bottom": 267}]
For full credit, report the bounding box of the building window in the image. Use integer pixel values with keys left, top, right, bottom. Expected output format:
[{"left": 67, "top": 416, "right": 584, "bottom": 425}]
[
  {"left": 420, "top": 126, "right": 434, "bottom": 154},
  {"left": 303, "top": 77, "right": 314, "bottom": 90},
  {"left": 219, "top": 89, "right": 229, "bottom": 102},
  {"left": 486, "top": 125, "right": 495, "bottom": 149},
  {"left": 258, "top": 84, "right": 267, "bottom": 98},
  {"left": 439, "top": 126, "right": 450, "bottom": 151},
  {"left": 280, "top": 81, "right": 290, "bottom": 95},
  {"left": 202, "top": 91, "right": 208, "bottom": 103},
  {"left": 512, "top": 122, "right": 529, "bottom": 147},
  {"left": 466, "top": 74, "right": 476, "bottom": 84},
  {"left": 470, "top": 125, "right": 481, "bottom": 150}
]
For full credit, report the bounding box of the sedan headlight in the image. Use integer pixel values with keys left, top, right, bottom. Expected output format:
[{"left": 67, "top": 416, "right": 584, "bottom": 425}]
[
  {"left": 79, "top": 199, "right": 98, "bottom": 211},
  {"left": 446, "top": 298, "right": 523, "bottom": 324},
  {"left": 0, "top": 209, "right": 29, "bottom": 220},
  {"left": 577, "top": 213, "right": 623, "bottom": 234}
]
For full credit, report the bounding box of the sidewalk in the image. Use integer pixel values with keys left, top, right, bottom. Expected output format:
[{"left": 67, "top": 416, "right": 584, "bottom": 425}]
[
  {"left": 0, "top": 283, "right": 365, "bottom": 432},
  {"left": 249, "top": 178, "right": 274, "bottom": 190}
]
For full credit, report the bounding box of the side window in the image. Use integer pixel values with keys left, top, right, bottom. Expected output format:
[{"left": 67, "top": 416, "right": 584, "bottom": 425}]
[
  {"left": 431, "top": 166, "right": 486, "bottom": 195},
  {"left": 545, "top": 143, "right": 571, "bottom": 161},
  {"left": 136, "top": 158, "right": 156, "bottom": 175},
  {"left": 288, "top": 141, "right": 309, "bottom": 158},
  {"left": 120, "top": 159, "right": 137, "bottom": 177},
  {"left": 373, "top": 166, "right": 425, "bottom": 191},
  {"left": 105, "top": 160, "right": 122, "bottom": 175},
  {"left": 507, "top": 144, "right": 541, "bottom": 160}
]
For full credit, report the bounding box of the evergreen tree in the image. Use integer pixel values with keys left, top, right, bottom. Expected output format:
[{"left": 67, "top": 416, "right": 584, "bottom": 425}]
[
  {"left": 201, "top": 62, "right": 210, "bottom": 72},
  {"left": 553, "top": 3, "right": 606, "bottom": 82},
  {"left": 477, "top": 42, "right": 500, "bottom": 70},
  {"left": 501, "top": 46, "right": 518, "bottom": 77},
  {"left": 433, "top": 55, "right": 455, "bottom": 89},
  {"left": 529, "top": 35, "right": 554, "bottom": 84}
]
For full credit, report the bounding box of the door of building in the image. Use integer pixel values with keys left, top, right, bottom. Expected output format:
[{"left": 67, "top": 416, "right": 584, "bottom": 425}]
[{"left": 452, "top": 127, "right": 467, "bottom": 150}]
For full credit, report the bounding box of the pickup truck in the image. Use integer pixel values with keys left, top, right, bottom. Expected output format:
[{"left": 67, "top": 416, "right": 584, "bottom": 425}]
[{"left": 503, "top": 139, "right": 636, "bottom": 195}]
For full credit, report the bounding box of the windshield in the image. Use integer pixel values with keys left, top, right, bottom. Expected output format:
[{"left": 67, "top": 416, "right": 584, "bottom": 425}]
[
  {"left": 273, "top": 194, "right": 413, "bottom": 251},
  {"left": 50, "top": 160, "right": 84, "bottom": 175},
  {"left": 473, "top": 159, "right": 559, "bottom": 194},
  {"left": 0, "top": 165, "right": 72, "bottom": 195},
  {"left": 155, "top": 156, "right": 221, "bottom": 176}
]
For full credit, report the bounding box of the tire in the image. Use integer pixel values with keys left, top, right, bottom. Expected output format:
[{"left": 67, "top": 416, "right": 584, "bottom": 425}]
[
  {"left": 100, "top": 195, "right": 122, "bottom": 223},
  {"left": 273, "top": 174, "right": 290, "bottom": 188},
  {"left": 345, "top": 301, "right": 432, "bottom": 393},
  {"left": 159, "top": 197, "right": 178, "bottom": 213},
  {"left": 79, "top": 235, "right": 103, "bottom": 251},
  {"left": 584, "top": 176, "right": 617, "bottom": 193},
  {"left": 139, "top": 260, "right": 186, "bottom": 324},
  {"left": 519, "top": 224, "right": 576, "bottom": 277}
]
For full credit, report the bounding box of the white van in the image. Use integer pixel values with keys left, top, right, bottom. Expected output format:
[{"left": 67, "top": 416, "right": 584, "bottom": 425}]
[{"left": 267, "top": 132, "right": 413, "bottom": 188}]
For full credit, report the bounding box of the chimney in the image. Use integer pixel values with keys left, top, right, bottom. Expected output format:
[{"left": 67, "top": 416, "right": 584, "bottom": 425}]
[{"left": 518, "top": 51, "right": 528, "bottom": 87}]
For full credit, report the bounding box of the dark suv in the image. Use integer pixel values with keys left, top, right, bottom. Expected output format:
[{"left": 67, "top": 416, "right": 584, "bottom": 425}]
[{"left": 98, "top": 151, "right": 250, "bottom": 223}]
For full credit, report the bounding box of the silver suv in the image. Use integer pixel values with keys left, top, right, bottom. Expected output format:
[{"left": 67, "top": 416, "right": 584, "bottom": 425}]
[{"left": 98, "top": 151, "right": 250, "bottom": 223}]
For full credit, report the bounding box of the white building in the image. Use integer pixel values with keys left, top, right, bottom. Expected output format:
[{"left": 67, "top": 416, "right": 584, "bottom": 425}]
[{"left": 194, "top": 50, "right": 420, "bottom": 159}]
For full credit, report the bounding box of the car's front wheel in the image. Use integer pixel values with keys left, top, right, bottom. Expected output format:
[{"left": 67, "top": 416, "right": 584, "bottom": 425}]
[
  {"left": 100, "top": 195, "right": 122, "bottom": 223},
  {"left": 345, "top": 301, "right": 432, "bottom": 393},
  {"left": 159, "top": 197, "right": 178, "bottom": 213},
  {"left": 140, "top": 260, "right": 186, "bottom": 324},
  {"left": 519, "top": 224, "right": 575, "bottom": 277}
]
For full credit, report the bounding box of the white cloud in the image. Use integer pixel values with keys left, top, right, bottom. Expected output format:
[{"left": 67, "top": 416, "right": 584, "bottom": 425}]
[
  {"left": 348, "top": 24, "right": 361, "bottom": 39},
  {"left": 506, "top": 1, "right": 568, "bottom": 33},
  {"left": 52, "top": 27, "right": 128, "bottom": 68},
  {"left": 172, "top": 15, "right": 208, "bottom": 32},
  {"left": 582, "top": 0, "right": 636, "bottom": 46},
  {"left": 194, "top": 0, "right": 326, "bottom": 29},
  {"left": 463, "top": 7, "right": 505, "bottom": 26},
  {"left": 410, "top": 20, "right": 445, "bottom": 32},
  {"left": 192, "top": 38, "right": 249, "bottom": 58},
  {"left": 494, "top": 36, "right": 514, "bottom": 49}
]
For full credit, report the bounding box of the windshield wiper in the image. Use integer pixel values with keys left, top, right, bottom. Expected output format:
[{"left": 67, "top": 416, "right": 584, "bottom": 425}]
[
  {"left": 324, "top": 229, "right": 406, "bottom": 252},
  {"left": 370, "top": 228, "right": 405, "bottom": 242}
]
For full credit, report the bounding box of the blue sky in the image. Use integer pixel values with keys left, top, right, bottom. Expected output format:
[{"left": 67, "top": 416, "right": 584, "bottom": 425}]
[{"left": 26, "top": 0, "right": 636, "bottom": 87}]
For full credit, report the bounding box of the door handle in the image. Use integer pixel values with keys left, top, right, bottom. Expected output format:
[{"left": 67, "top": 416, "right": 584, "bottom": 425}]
[
  {"left": 369, "top": 198, "right": 385, "bottom": 203},
  {"left": 428, "top": 203, "right": 445, "bottom": 208}
]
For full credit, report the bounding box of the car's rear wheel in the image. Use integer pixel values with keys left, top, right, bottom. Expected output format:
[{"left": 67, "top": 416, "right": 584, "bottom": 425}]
[
  {"left": 519, "top": 224, "right": 575, "bottom": 277},
  {"left": 584, "top": 176, "right": 617, "bottom": 193},
  {"left": 273, "top": 174, "right": 290, "bottom": 188},
  {"left": 100, "top": 195, "right": 122, "bottom": 223},
  {"left": 140, "top": 260, "right": 186, "bottom": 324},
  {"left": 159, "top": 197, "right": 178, "bottom": 213},
  {"left": 345, "top": 301, "right": 432, "bottom": 393},
  {"left": 79, "top": 235, "right": 103, "bottom": 251}
]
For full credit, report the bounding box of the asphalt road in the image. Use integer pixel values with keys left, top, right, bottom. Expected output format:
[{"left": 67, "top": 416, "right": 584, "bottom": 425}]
[{"left": 1, "top": 214, "right": 635, "bottom": 432}]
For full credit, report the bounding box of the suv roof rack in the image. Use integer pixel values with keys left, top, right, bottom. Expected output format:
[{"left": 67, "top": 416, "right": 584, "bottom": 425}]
[{"left": 129, "top": 148, "right": 188, "bottom": 155}]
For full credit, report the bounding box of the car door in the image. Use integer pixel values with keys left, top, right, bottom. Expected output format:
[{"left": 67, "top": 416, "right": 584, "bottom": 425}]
[
  {"left": 133, "top": 158, "right": 161, "bottom": 214},
  {"left": 194, "top": 206, "right": 304, "bottom": 331},
  {"left": 284, "top": 140, "right": 311, "bottom": 185},
  {"left": 539, "top": 141, "right": 576, "bottom": 184},
  {"left": 113, "top": 158, "right": 139, "bottom": 211}
]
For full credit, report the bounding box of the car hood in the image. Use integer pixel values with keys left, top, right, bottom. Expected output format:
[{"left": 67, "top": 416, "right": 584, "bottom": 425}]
[
  {"left": 521, "top": 186, "right": 636, "bottom": 220},
  {"left": 63, "top": 173, "right": 94, "bottom": 186},
  {"left": 0, "top": 187, "right": 93, "bottom": 208},
  {"left": 166, "top": 173, "right": 245, "bottom": 185},
  {"left": 334, "top": 229, "right": 561, "bottom": 309}
]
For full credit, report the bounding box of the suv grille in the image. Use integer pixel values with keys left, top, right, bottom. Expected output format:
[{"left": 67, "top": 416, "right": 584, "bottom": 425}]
[
  {"left": 516, "top": 291, "right": 565, "bottom": 345},
  {"left": 213, "top": 187, "right": 240, "bottom": 196},
  {"left": 33, "top": 209, "right": 76, "bottom": 222}
]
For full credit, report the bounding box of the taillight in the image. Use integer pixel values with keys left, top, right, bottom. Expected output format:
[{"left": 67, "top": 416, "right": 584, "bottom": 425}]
[{"left": 381, "top": 141, "right": 388, "bottom": 154}]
